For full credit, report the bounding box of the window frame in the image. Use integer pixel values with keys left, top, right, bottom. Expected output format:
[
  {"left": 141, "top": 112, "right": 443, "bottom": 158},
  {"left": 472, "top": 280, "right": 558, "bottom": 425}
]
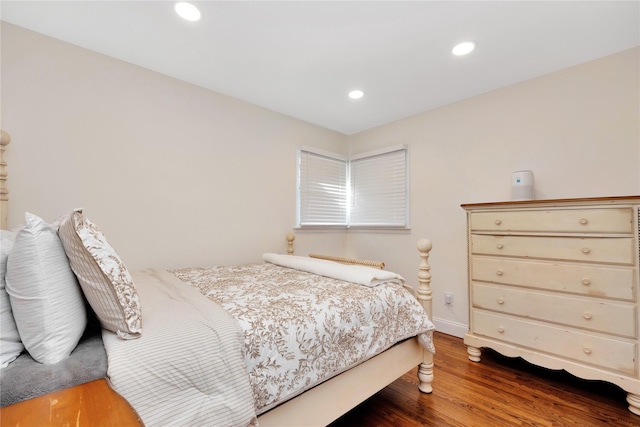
[
  {"left": 296, "top": 145, "right": 409, "bottom": 230},
  {"left": 296, "top": 147, "right": 349, "bottom": 228}
]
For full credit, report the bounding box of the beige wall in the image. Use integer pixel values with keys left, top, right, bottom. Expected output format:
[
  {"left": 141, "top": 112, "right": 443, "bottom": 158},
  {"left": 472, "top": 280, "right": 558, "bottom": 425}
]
[
  {"left": 2, "top": 22, "right": 638, "bottom": 337},
  {"left": 348, "top": 47, "right": 640, "bottom": 336},
  {"left": 0, "top": 22, "right": 349, "bottom": 269}
]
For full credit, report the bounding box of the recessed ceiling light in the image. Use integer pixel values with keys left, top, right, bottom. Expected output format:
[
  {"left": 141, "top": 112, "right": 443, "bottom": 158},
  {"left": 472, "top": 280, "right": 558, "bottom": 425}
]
[
  {"left": 452, "top": 41, "right": 476, "bottom": 56},
  {"left": 348, "top": 90, "right": 364, "bottom": 100},
  {"left": 175, "top": 2, "right": 201, "bottom": 22}
]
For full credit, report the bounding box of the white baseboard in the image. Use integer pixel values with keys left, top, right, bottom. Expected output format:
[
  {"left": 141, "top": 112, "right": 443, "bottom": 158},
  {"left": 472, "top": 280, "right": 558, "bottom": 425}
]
[{"left": 431, "top": 317, "right": 467, "bottom": 338}]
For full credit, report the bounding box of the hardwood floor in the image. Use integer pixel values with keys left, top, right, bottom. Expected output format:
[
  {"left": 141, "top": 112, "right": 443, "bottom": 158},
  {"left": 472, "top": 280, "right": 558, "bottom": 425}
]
[{"left": 329, "top": 332, "right": 639, "bottom": 427}]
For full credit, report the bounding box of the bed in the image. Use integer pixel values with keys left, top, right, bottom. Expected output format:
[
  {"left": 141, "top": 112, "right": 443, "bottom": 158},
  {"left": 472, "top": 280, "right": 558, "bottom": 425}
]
[{"left": 0, "top": 129, "right": 435, "bottom": 426}]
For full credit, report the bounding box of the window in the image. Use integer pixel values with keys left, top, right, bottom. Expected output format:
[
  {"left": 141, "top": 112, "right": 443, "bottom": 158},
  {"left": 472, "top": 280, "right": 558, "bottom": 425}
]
[
  {"left": 296, "top": 145, "right": 408, "bottom": 228},
  {"left": 349, "top": 147, "right": 408, "bottom": 227},
  {"left": 297, "top": 148, "right": 348, "bottom": 227}
]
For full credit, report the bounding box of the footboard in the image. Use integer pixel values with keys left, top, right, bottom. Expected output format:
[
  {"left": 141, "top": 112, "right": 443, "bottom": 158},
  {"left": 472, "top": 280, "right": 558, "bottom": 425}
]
[
  {"left": 416, "top": 238, "right": 434, "bottom": 393},
  {"left": 257, "top": 339, "right": 424, "bottom": 426},
  {"left": 258, "top": 236, "right": 434, "bottom": 426}
]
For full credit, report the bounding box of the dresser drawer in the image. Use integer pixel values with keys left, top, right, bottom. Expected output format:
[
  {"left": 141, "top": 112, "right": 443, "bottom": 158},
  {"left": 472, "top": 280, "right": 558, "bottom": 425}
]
[
  {"left": 471, "top": 257, "right": 636, "bottom": 301},
  {"left": 472, "top": 283, "right": 636, "bottom": 338},
  {"left": 471, "top": 310, "right": 637, "bottom": 375},
  {"left": 469, "top": 208, "right": 634, "bottom": 233},
  {"left": 471, "top": 234, "right": 635, "bottom": 265}
]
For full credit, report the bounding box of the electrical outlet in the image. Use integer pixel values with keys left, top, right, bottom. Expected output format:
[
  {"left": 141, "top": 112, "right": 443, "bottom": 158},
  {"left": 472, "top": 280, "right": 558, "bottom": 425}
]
[{"left": 444, "top": 292, "right": 453, "bottom": 306}]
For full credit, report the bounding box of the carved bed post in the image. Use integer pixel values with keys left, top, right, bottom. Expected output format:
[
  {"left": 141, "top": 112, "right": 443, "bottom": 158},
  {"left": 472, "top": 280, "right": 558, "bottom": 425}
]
[
  {"left": 0, "top": 130, "right": 11, "bottom": 229},
  {"left": 286, "top": 232, "right": 295, "bottom": 255},
  {"left": 416, "top": 238, "right": 434, "bottom": 393}
]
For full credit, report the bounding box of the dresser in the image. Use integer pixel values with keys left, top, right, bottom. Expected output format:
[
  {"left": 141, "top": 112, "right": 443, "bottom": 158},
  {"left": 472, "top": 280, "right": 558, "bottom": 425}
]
[{"left": 462, "top": 196, "right": 640, "bottom": 415}]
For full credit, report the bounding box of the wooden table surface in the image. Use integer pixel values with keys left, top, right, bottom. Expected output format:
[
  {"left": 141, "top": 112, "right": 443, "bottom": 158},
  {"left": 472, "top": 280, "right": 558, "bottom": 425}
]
[{"left": 0, "top": 379, "right": 143, "bottom": 426}]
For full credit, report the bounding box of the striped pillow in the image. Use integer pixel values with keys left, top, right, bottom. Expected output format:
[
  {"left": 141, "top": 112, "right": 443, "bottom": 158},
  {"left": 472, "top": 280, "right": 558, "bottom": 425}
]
[{"left": 58, "top": 209, "right": 142, "bottom": 339}]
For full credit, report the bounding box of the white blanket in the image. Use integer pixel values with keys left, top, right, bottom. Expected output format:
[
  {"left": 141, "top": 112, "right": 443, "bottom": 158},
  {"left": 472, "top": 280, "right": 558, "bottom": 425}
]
[
  {"left": 262, "top": 253, "right": 405, "bottom": 287},
  {"left": 103, "top": 269, "right": 257, "bottom": 427}
]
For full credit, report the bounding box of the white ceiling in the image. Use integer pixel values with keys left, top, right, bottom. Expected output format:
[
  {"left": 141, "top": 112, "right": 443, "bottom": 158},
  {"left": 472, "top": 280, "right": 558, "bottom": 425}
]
[{"left": 2, "top": 1, "right": 639, "bottom": 135}]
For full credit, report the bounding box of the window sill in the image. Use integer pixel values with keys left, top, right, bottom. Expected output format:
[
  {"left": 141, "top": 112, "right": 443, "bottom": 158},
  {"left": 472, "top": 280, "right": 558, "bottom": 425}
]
[{"left": 294, "top": 225, "right": 411, "bottom": 233}]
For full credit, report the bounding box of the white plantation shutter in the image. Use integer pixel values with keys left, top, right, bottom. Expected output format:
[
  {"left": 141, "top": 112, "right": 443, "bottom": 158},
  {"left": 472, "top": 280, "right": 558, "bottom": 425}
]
[
  {"left": 296, "top": 146, "right": 408, "bottom": 228},
  {"left": 297, "top": 148, "right": 348, "bottom": 226},
  {"left": 350, "top": 147, "right": 408, "bottom": 227}
]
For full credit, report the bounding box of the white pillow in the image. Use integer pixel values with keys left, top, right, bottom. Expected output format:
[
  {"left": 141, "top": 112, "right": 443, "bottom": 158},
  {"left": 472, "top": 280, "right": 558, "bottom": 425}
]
[
  {"left": 0, "top": 229, "right": 24, "bottom": 368},
  {"left": 5, "top": 213, "right": 87, "bottom": 364},
  {"left": 58, "top": 209, "right": 142, "bottom": 339}
]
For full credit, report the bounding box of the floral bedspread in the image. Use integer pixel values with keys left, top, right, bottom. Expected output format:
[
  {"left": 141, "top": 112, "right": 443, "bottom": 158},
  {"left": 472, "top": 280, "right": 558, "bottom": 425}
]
[{"left": 171, "top": 262, "right": 435, "bottom": 413}]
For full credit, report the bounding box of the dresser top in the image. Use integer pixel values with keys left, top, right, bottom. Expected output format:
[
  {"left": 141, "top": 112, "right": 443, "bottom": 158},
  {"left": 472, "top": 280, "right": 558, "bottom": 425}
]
[{"left": 461, "top": 195, "right": 640, "bottom": 210}]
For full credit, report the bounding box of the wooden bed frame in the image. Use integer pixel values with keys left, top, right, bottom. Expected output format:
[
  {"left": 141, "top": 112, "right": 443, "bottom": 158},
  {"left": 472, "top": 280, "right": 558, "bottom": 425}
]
[
  {"left": 259, "top": 234, "right": 434, "bottom": 426},
  {"left": 0, "top": 130, "right": 434, "bottom": 426},
  {"left": 0, "top": 130, "right": 10, "bottom": 229}
]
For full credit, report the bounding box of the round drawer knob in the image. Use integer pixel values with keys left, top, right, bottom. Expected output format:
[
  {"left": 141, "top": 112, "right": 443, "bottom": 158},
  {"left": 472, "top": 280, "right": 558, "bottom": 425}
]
[
  {"left": 496, "top": 270, "right": 504, "bottom": 276},
  {"left": 583, "top": 347, "right": 592, "bottom": 355},
  {"left": 496, "top": 244, "right": 504, "bottom": 249},
  {"left": 581, "top": 247, "right": 591, "bottom": 254},
  {"left": 579, "top": 218, "right": 588, "bottom": 225},
  {"left": 497, "top": 297, "right": 505, "bottom": 304},
  {"left": 495, "top": 219, "right": 502, "bottom": 225},
  {"left": 581, "top": 278, "right": 591, "bottom": 286},
  {"left": 497, "top": 327, "right": 505, "bottom": 333},
  {"left": 583, "top": 313, "right": 592, "bottom": 320}
]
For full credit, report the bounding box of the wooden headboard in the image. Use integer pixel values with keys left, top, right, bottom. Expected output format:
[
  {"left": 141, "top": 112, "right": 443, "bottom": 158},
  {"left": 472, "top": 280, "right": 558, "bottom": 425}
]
[
  {"left": 308, "top": 253, "right": 385, "bottom": 269},
  {"left": 284, "top": 232, "right": 386, "bottom": 269},
  {"left": 0, "top": 130, "right": 11, "bottom": 230}
]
